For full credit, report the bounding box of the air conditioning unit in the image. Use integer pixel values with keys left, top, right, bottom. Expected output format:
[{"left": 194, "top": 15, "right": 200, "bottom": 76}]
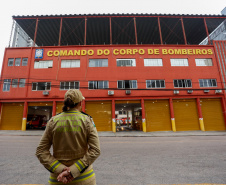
[
  {"left": 215, "top": 89, "right": 222, "bottom": 94},
  {"left": 43, "top": 91, "right": 49, "bottom": 95},
  {"left": 126, "top": 90, "right": 131, "bottom": 95},
  {"left": 204, "top": 90, "right": 209, "bottom": 93},
  {"left": 174, "top": 90, "right": 179, "bottom": 94},
  {"left": 108, "top": 90, "right": 114, "bottom": 95},
  {"left": 187, "top": 90, "right": 193, "bottom": 94}
]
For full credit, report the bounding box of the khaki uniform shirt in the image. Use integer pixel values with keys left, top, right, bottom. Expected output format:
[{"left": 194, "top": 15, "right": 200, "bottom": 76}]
[{"left": 36, "top": 108, "right": 101, "bottom": 185}]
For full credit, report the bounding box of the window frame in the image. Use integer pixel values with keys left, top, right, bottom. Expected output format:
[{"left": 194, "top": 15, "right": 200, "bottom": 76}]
[
  {"left": 144, "top": 59, "right": 163, "bottom": 66},
  {"left": 173, "top": 79, "right": 192, "bottom": 88},
  {"left": 195, "top": 59, "right": 213, "bottom": 66},
  {"left": 3, "top": 79, "right": 11, "bottom": 91},
  {"left": 199, "top": 79, "right": 217, "bottom": 87},
  {"left": 89, "top": 59, "right": 108, "bottom": 67},
  {"left": 8, "top": 58, "right": 14, "bottom": 66},
  {"left": 117, "top": 80, "right": 137, "bottom": 89},
  {"left": 12, "top": 79, "right": 18, "bottom": 88},
  {"left": 88, "top": 81, "right": 109, "bottom": 89},
  {"left": 32, "top": 82, "right": 51, "bottom": 91},
  {"left": 116, "top": 59, "right": 136, "bottom": 67},
  {"left": 146, "top": 80, "right": 165, "bottom": 88},
  {"left": 15, "top": 58, "right": 21, "bottom": 66},
  {"left": 61, "top": 59, "right": 80, "bottom": 68},
  {"left": 60, "top": 81, "right": 80, "bottom": 90},
  {"left": 19, "top": 79, "right": 26, "bottom": 88},
  {"left": 34, "top": 60, "right": 53, "bottom": 69},
  {"left": 22, "top": 58, "right": 28, "bottom": 66},
  {"left": 170, "top": 58, "right": 189, "bottom": 66}
]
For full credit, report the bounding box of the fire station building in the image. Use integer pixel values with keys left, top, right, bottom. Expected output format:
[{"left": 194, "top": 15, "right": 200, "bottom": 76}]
[{"left": 0, "top": 13, "right": 226, "bottom": 132}]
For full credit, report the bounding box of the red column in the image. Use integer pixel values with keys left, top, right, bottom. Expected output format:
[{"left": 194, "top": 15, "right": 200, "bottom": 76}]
[
  {"left": 22, "top": 101, "right": 28, "bottom": 131},
  {"left": 0, "top": 102, "right": 2, "bottom": 117},
  {"left": 84, "top": 17, "right": 87, "bottom": 45},
  {"left": 33, "top": 18, "right": 39, "bottom": 47},
  {"left": 52, "top": 101, "right": 56, "bottom": 116},
  {"left": 158, "top": 17, "right": 163, "bottom": 45},
  {"left": 58, "top": 18, "right": 63, "bottom": 46},
  {"left": 204, "top": 18, "right": 210, "bottom": 45},
  {"left": 221, "top": 97, "right": 226, "bottom": 127},
  {"left": 110, "top": 17, "right": 112, "bottom": 45},
  {"left": 134, "top": 17, "right": 138, "bottom": 45},
  {"left": 181, "top": 17, "right": 187, "bottom": 45}
]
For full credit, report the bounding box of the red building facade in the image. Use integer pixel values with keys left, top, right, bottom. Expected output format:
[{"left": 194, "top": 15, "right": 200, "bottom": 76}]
[{"left": 0, "top": 14, "right": 226, "bottom": 132}]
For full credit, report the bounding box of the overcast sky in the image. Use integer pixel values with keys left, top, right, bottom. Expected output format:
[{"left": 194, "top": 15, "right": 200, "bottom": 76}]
[{"left": 0, "top": 0, "right": 225, "bottom": 74}]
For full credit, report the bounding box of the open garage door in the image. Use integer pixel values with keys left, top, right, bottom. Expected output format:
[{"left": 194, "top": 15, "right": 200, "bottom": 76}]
[
  {"left": 145, "top": 99, "right": 171, "bottom": 132},
  {"left": 0, "top": 103, "right": 24, "bottom": 130},
  {"left": 173, "top": 99, "right": 200, "bottom": 131},
  {"left": 200, "top": 98, "right": 226, "bottom": 131},
  {"left": 85, "top": 101, "right": 112, "bottom": 131}
]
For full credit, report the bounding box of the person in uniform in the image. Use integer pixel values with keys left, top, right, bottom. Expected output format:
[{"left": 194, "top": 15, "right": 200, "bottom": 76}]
[{"left": 36, "top": 89, "right": 101, "bottom": 185}]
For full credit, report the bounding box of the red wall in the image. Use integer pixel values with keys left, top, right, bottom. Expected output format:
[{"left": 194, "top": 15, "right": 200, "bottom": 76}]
[{"left": 0, "top": 45, "right": 224, "bottom": 101}]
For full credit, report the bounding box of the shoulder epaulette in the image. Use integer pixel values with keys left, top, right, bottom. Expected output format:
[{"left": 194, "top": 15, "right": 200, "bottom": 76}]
[{"left": 80, "top": 111, "right": 93, "bottom": 118}]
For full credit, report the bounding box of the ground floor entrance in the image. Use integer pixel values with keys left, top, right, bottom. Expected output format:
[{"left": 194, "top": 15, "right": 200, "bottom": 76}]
[
  {"left": 0, "top": 98, "right": 225, "bottom": 132},
  {"left": 115, "top": 100, "right": 142, "bottom": 132}
]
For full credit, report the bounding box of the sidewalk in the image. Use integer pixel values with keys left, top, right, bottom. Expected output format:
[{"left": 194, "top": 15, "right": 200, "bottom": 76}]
[{"left": 0, "top": 130, "right": 226, "bottom": 137}]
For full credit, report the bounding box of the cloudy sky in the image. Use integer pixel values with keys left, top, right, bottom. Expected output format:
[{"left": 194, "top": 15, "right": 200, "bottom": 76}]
[{"left": 0, "top": 0, "right": 225, "bottom": 74}]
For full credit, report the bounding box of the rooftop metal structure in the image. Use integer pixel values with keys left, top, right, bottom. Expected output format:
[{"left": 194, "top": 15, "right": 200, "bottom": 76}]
[{"left": 11, "top": 13, "right": 226, "bottom": 47}]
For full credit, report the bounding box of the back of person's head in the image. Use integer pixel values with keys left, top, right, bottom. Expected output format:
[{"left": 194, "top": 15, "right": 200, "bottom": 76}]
[{"left": 62, "top": 89, "right": 85, "bottom": 112}]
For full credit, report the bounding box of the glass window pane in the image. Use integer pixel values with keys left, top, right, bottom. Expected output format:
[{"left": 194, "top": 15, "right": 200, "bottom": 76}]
[
  {"left": 187, "top": 80, "right": 192, "bottom": 87},
  {"left": 32, "top": 83, "right": 37, "bottom": 90},
  {"left": 19, "top": 79, "right": 26, "bottom": 87},
  {"left": 89, "top": 81, "right": 94, "bottom": 89},
  {"left": 199, "top": 79, "right": 203, "bottom": 87},
  {"left": 178, "top": 80, "right": 183, "bottom": 87},
  {"left": 70, "top": 82, "right": 74, "bottom": 89},
  {"left": 203, "top": 80, "right": 208, "bottom": 87},
  {"left": 151, "top": 80, "right": 155, "bottom": 88},
  {"left": 98, "top": 81, "right": 104, "bottom": 89},
  {"left": 12, "top": 79, "right": 18, "bottom": 88},
  {"left": 34, "top": 61, "right": 39, "bottom": 68},
  {"left": 60, "top": 82, "right": 64, "bottom": 90},
  {"left": 65, "top": 82, "right": 70, "bottom": 90},
  {"left": 156, "top": 80, "right": 160, "bottom": 88},
  {"left": 160, "top": 80, "right": 165, "bottom": 88},
  {"left": 22, "top": 58, "right": 28, "bottom": 66},
  {"left": 125, "top": 80, "right": 130, "bottom": 88},
  {"left": 8, "top": 58, "right": 14, "bottom": 66},
  {"left": 75, "top": 82, "right": 79, "bottom": 89},
  {"left": 46, "top": 82, "right": 51, "bottom": 90},
  {"left": 174, "top": 80, "right": 178, "bottom": 87},
  {"left": 146, "top": 80, "right": 151, "bottom": 88},
  {"left": 15, "top": 58, "right": 21, "bottom": 66},
  {"left": 37, "top": 82, "right": 46, "bottom": 90},
  {"left": 118, "top": 81, "right": 123, "bottom": 89},
  {"left": 212, "top": 79, "right": 217, "bottom": 87}
]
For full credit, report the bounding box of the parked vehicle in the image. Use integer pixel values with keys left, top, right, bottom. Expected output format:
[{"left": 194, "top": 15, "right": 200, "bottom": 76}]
[{"left": 26, "top": 115, "right": 47, "bottom": 129}]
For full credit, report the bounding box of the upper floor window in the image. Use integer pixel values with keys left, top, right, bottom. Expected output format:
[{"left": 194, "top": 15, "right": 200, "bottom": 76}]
[
  {"left": 61, "top": 60, "right": 80, "bottom": 68},
  {"left": 144, "top": 59, "right": 163, "bottom": 66},
  {"left": 195, "top": 59, "right": 213, "bottom": 66},
  {"left": 117, "top": 59, "right": 136, "bottom": 67},
  {"left": 60, "top": 81, "right": 79, "bottom": 90},
  {"left": 32, "top": 82, "right": 51, "bottom": 91},
  {"left": 8, "top": 58, "right": 14, "bottom": 66},
  {"left": 118, "top": 80, "right": 137, "bottom": 89},
  {"left": 146, "top": 80, "right": 165, "bottom": 88},
  {"left": 88, "top": 81, "right": 108, "bottom": 89},
  {"left": 12, "top": 79, "right": 18, "bottom": 88},
  {"left": 19, "top": 79, "right": 26, "bottom": 88},
  {"left": 34, "top": 60, "right": 53, "bottom": 69},
  {"left": 89, "top": 59, "right": 108, "bottom": 67},
  {"left": 3, "top": 79, "right": 11, "bottom": 91},
  {"left": 15, "top": 58, "right": 21, "bottom": 66},
  {"left": 199, "top": 79, "right": 217, "bottom": 87},
  {"left": 170, "top": 59, "right": 188, "bottom": 66},
  {"left": 22, "top": 58, "right": 28, "bottom": 66},
  {"left": 174, "top": 79, "right": 192, "bottom": 88}
]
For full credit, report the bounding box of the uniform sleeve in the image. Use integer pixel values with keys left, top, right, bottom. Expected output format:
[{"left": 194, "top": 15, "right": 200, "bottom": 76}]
[
  {"left": 36, "top": 119, "right": 66, "bottom": 174},
  {"left": 69, "top": 118, "right": 101, "bottom": 178}
]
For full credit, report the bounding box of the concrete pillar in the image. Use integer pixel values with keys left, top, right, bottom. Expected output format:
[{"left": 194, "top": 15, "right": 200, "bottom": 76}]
[
  {"left": 169, "top": 98, "right": 176, "bottom": 132},
  {"left": 196, "top": 98, "right": 205, "bottom": 131},
  {"left": 141, "top": 99, "right": 146, "bottom": 132},
  {"left": 112, "top": 99, "right": 116, "bottom": 133},
  {"left": 21, "top": 101, "right": 28, "bottom": 131}
]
